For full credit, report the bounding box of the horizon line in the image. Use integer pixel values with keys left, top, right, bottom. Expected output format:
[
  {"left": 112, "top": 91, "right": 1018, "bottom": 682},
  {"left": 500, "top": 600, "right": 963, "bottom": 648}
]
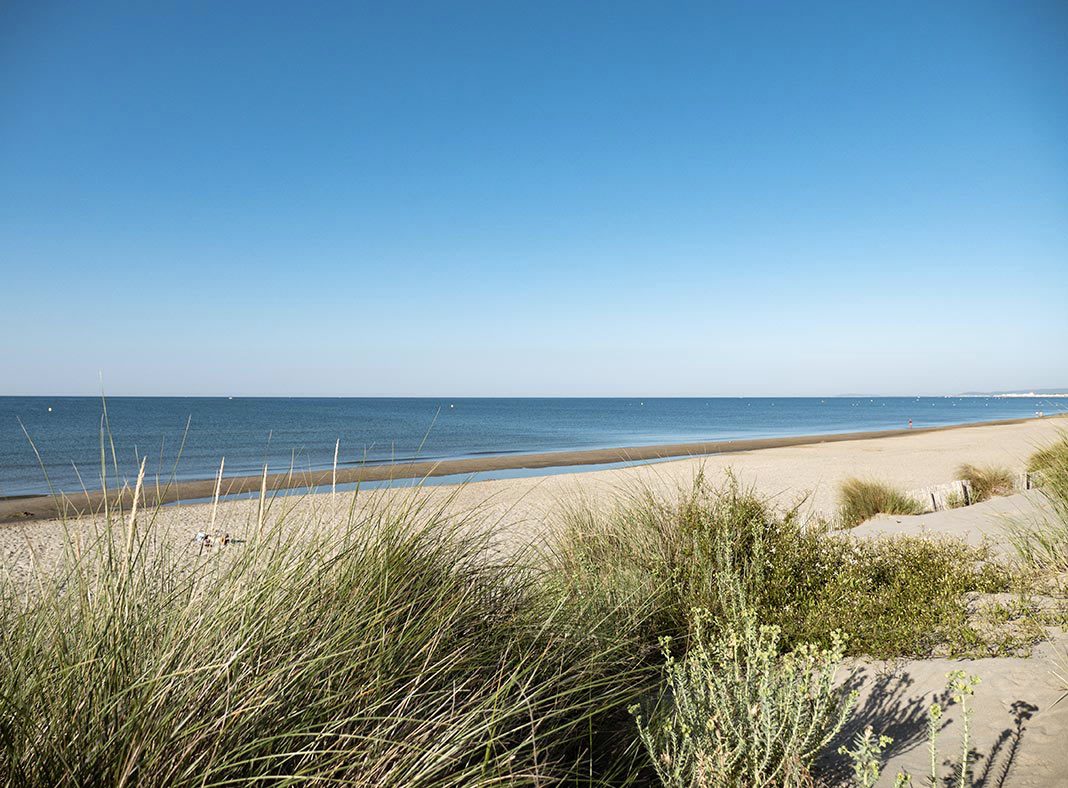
[{"left": 2, "top": 391, "right": 1067, "bottom": 400}]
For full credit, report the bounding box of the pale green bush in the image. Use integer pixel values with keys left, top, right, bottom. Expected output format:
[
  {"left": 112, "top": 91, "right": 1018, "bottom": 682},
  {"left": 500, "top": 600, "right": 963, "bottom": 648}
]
[{"left": 632, "top": 608, "right": 856, "bottom": 787}]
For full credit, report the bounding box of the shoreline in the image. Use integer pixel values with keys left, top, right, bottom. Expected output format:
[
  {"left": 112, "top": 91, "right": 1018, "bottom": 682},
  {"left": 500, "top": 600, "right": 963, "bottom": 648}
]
[{"left": 1, "top": 414, "right": 1059, "bottom": 525}]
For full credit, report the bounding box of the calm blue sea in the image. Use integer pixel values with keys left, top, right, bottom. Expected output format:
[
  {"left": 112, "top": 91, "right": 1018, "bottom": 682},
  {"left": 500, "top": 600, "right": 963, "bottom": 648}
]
[{"left": 0, "top": 397, "right": 1061, "bottom": 498}]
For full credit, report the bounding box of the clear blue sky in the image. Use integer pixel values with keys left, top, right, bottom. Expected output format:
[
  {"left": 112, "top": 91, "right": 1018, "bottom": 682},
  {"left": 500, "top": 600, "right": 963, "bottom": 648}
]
[{"left": 2, "top": 1, "right": 1066, "bottom": 396}]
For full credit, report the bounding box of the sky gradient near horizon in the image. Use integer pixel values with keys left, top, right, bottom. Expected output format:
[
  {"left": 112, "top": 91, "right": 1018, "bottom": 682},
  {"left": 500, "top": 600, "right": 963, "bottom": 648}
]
[{"left": 2, "top": 1, "right": 1067, "bottom": 396}]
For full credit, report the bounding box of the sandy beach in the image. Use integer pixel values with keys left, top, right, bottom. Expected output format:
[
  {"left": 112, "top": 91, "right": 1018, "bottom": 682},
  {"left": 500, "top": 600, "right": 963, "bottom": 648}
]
[
  {"left": 1, "top": 414, "right": 1062, "bottom": 526},
  {"left": 2, "top": 416, "right": 1063, "bottom": 553},
  {"left": 3, "top": 415, "right": 1066, "bottom": 784}
]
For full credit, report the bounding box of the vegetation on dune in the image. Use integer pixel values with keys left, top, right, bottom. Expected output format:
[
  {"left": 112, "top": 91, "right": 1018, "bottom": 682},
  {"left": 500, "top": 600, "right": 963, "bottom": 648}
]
[
  {"left": 1026, "top": 433, "right": 1068, "bottom": 481},
  {"left": 0, "top": 463, "right": 1043, "bottom": 785},
  {"left": 633, "top": 609, "right": 855, "bottom": 787},
  {"left": 0, "top": 491, "right": 652, "bottom": 786},
  {"left": 956, "top": 463, "right": 1016, "bottom": 503},
  {"left": 837, "top": 478, "right": 925, "bottom": 527},
  {"left": 544, "top": 473, "right": 1009, "bottom": 662},
  {"left": 841, "top": 671, "right": 982, "bottom": 788},
  {"left": 1052, "top": 649, "right": 1068, "bottom": 707},
  {"left": 945, "top": 489, "right": 967, "bottom": 509},
  {"left": 1008, "top": 434, "right": 1068, "bottom": 573}
]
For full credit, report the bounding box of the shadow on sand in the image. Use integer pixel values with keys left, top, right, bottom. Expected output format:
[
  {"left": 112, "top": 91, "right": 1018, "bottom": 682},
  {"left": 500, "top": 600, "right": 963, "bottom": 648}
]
[{"left": 819, "top": 667, "right": 1038, "bottom": 787}]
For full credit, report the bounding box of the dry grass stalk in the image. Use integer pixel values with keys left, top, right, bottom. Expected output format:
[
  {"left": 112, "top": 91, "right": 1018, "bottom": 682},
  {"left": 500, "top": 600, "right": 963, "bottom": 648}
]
[{"left": 209, "top": 456, "right": 225, "bottom": 533}]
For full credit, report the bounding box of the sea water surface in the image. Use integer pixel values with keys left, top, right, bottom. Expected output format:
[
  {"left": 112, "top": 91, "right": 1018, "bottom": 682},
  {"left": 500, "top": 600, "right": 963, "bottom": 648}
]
[{"left": 0, "top": 397, "right": 1060, "bottom": 498}]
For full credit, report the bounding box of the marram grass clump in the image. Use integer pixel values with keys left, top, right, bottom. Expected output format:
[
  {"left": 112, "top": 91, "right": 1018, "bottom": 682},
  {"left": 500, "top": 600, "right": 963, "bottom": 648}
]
[
  {"left": 0, "top": 489, "right": 651, "bottom": 786},
  {"left": 838, "top": 478, "right": 925, "bottom": 527},
  {"left": 1008, "top": 434, "right": 1068, "bottom": 572},
  {"left": 957, "top": 463, "right": 1015, "bottom": 503},
  {"left": 1027, "top": 433, "right": 1068, "bottom": 481}
]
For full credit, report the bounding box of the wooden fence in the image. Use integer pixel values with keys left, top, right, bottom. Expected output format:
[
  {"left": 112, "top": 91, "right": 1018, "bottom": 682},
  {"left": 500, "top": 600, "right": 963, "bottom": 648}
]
[{"left": 907, "top": 472, "right": 1034, "bottom": 513}]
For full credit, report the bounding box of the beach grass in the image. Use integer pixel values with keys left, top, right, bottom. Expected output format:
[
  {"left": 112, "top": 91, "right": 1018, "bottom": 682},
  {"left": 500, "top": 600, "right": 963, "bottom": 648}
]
[
  {"left": 957, "top": 463, "right": 1016, "bottom": 503},
  {"left": 1055, "top": 651, "right": 1068, "bottom": 706},
  {"left": 1027, "top": 433, "right": 1068, "bottom": 480},
  {"left": 0, "top": 464, "right": 1031, "bottom": 784},
  {"left": 0, "top": 488, "right": 653, "bottom": 786},
  {"left": 1008, "top": 434, "right": 1068, "bottom": 573},
  {"left": 837, "top": 478, "right": 925, "bottom": 527}
]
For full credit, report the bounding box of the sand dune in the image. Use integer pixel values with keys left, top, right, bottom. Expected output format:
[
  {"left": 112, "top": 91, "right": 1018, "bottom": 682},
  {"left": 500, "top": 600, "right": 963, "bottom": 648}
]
[{"left": 2, "top": 416, "right": 1066, "bottom": 785}]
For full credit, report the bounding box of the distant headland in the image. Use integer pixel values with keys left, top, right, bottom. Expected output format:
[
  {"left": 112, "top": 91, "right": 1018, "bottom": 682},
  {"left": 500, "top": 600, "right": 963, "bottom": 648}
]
[{"left": 958, "top": 388, "right": 1068, "bottom": 397}]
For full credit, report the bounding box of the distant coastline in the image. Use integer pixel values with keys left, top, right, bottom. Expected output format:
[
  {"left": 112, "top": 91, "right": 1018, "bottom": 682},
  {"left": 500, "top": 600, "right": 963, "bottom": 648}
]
[
  {"left": 990, "top": 392, "right": 1068, "bottom": 398},
  {"left": 958, "top": 388, "right": 1068, "bottom": 397}
]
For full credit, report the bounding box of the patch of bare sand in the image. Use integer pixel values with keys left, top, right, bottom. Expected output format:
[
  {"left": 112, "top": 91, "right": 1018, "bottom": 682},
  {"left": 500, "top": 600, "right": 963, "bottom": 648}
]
[
  {"left": 851, "top": 491, "right": 1052, "bottom": 552},
  {"left": 825, "top": 634, "right": 1068, "bottom": 786}
]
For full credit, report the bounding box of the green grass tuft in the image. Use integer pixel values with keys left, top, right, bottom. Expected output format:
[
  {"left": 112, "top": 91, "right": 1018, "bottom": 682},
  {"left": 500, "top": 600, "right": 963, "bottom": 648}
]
[
  {"left": 1008, "top": 434, "right": 1068, "bottom": 573},
  {"left": 1027, "top": 433, "right": 1068, "bottom": 479},
  {"left": 957, "top": 463, "right": 1016, "bottom": 503},
  {"left": 838, "top": 478, "right": 925, "bottom": 528}
]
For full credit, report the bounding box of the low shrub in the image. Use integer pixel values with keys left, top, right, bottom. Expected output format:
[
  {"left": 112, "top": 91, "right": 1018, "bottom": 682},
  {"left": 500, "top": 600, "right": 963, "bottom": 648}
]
[
  {"left": 633, "top": 608, "right": 856, "bottom": 788},
  {"left": 838, "top": 478, "right": 925, "bottom": 527},
  {"left": 772, "top": 534, "right": 1009, "bottom": 658},
  {"left": 544, "top": 474, "right": 1009, "bottom": 661}
]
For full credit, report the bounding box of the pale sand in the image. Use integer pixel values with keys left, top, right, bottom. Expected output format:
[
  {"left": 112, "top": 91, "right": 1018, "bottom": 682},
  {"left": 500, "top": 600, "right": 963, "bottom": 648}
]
[
  {"left": 1, "top": 416, "right": 1066, "bottom": 784},
  {"left": 852, "top": 491, "right": 1051, "bottom": 551},
  {"left": 832, "top": 633, "right": 1068, "bottom": 786}
]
